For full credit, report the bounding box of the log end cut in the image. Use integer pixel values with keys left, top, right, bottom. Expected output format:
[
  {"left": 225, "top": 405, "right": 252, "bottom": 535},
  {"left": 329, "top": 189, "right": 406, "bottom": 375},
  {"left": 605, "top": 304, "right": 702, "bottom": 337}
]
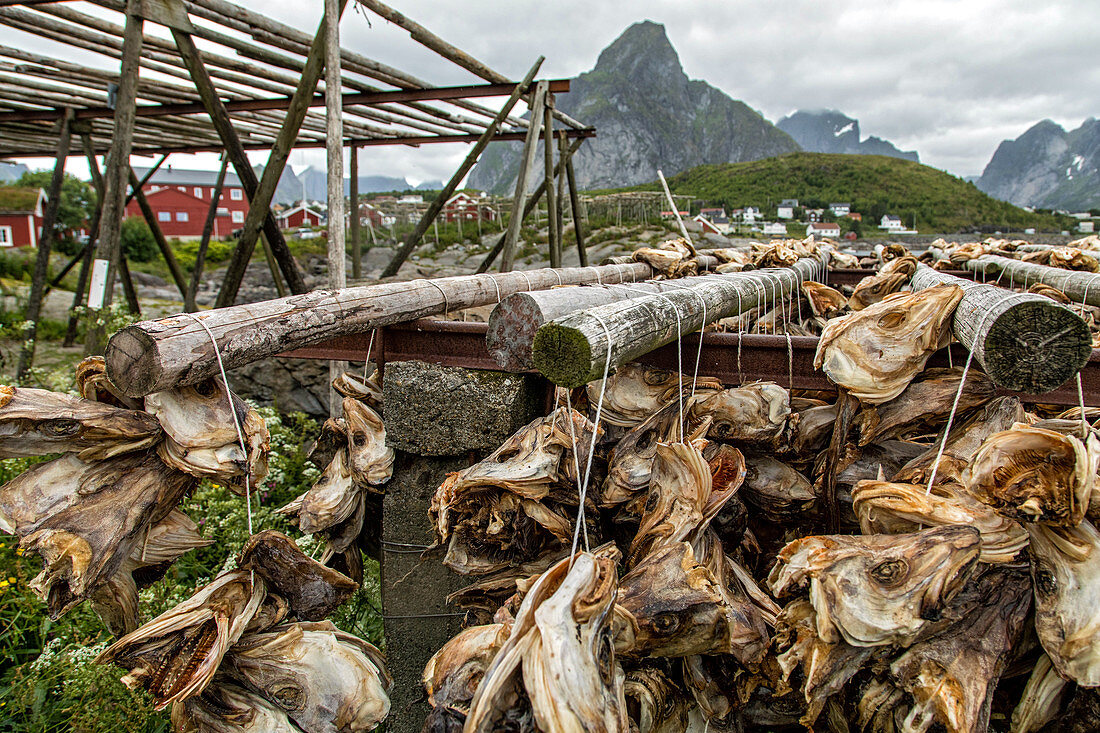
[
  {"left": 982, "top": 299, "right": 1092, "bottom": 394},
  {"left": 486, "top": 293, "right": 540, "bottom": 372},
  {"left": 532, "top": 322, "right": 595, "bottom": 388},
  {"left": 104, "top": 326, "right": 162, "bottom": 398}
]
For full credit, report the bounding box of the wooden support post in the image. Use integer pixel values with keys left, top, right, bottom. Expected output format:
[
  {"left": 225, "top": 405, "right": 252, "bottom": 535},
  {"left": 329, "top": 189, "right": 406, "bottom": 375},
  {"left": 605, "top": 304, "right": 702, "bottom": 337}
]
[
  {"left": 555, "top": 130, "right": 566, "bottom": 261},
  {"left": 476, "top": 136, "right": 583, "bottom": 273},
  {"left": 116, "top": 254, "right": 142, "bottom": 315},
  {"left": 104, "top": 262, "right": 664, "bottom": 397},
  {"left": 350, "top": 144, "right": 361, "bottom": 280},
  {"left": 379, "top": 57, "right": 545, "bottom": 277},
  {"left": 967, "top": 254, "right": 1100, "bottom": 308},
  {"left": 259, "top": 233, "right": 288, "bottom": 298},
  {"left": 326, "top": 0, "right": 347, "bottom": 415},
  {"left": 16, "top": 108, "right": 72, "bottom": 381},
  {"left": 128, "top": 154, "right": 169, "bottom": 205},
  {"left": 531, "top": 257, "right": 828, "bottom": 388},
  {"left": 910, "top": 264, "right": 1091, "bottom": 393},
  {"left": 564, "top": 136, "right": 586, "bottom": 266},
  {"left": 499, "top": 81, "right": 547, "bottom": 273},
  {"left": 543, "top": 95, "right": 559, "bottom": 268},
  {"left": 185, "top": 154, "right": 229, "bottom": 311},
  {"left": 85, "top": 1, "right": 143, "bottom": 355},
  {"left": 65, "top": 135, "right": 102, "bottom": 347},
  {"left": 127, "top": 168, "right": 189, "bottom": 299},
  {"left": 170, "top": 16, "right": 316, "bottom": 305}
]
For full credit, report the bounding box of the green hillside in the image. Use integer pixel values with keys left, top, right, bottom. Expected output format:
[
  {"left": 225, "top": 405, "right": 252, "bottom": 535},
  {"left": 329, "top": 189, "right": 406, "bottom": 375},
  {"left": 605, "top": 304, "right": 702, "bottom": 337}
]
[{"left": 618, "top": 153, "right": 1071, "bottom": 233}]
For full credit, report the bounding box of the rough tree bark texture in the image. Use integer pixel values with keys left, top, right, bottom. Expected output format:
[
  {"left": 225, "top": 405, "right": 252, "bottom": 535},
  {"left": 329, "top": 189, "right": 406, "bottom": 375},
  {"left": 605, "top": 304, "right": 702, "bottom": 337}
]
[{"left": 967, "top": 254, "right": 1100, "bottom": 308}]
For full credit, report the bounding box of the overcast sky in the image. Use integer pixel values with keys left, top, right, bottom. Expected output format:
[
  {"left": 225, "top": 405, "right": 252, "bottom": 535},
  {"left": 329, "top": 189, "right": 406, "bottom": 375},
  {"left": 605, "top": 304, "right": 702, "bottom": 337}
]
[{"left": 17, "top": 0, "right": 1100, "bottom": 184}]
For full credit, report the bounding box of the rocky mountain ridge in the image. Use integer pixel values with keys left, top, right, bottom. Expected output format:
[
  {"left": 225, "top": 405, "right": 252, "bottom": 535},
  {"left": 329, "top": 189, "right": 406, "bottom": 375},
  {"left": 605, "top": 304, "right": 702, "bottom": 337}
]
[{"left": 776, "top": 110, "right": 918, "bottom": 162}]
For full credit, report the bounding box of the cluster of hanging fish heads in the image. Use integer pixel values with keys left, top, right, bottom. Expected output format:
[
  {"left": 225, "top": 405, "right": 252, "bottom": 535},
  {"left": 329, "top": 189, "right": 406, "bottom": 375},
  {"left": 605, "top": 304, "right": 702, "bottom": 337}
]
[
  {"left": 0, "top": 359, "right": 395, "bottom": 732},
  {"left": 425, "top": 236, "right": 1100, "bottom": 733}
]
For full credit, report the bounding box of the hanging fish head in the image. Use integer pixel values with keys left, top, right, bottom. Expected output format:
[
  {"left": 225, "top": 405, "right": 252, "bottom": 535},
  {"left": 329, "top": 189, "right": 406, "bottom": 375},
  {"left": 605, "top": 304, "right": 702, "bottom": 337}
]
[
  {"left": 814, "top": 284, "right": 964, "bottom": 404},
  {"left": 342, "top": 397, "right": 394, "bottom": 487},
  {"left": 629, "top": 441, "right": 713, "bottom": 564},
  {"left": 691, "top": 382, "right": 790, "bottom": 445},
  {"left": 768, "top": 525, "right": 982, "bottom": 646},
  {"left": 591, "top": 363, "right": 717, "bottom": 429},
  {"left": 800, "top": 281, "right": 849, "bottom": 320},
  {"left": 848, "top": 272, "right": 910, "bottom": 311}
]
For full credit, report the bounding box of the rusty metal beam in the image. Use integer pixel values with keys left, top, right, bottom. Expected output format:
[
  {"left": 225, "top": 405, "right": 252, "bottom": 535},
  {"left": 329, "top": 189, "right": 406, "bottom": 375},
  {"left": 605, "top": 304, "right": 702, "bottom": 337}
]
[
  {"left": 0, "top": 126, "right": 596, "bottom": 158},
  {"left": 0, "top": 79, "right": 574, "bottom": 125},
  {"left": 281, "top": 319, "right": 1100, "bottom": 407}
]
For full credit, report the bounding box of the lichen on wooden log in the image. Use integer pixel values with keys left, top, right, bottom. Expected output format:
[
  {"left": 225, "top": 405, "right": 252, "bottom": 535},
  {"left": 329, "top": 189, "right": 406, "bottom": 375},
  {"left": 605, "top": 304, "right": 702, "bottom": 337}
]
[
  {"left": 967, "top": 254, "right": 1100, "bottom": 307},
  {"left": 910, "top": 264, "right": 1092, "bottom": 394}
]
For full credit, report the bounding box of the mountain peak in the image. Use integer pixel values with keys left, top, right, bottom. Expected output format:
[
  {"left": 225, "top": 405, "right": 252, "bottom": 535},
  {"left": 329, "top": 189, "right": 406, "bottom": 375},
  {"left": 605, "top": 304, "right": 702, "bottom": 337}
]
[
  {"left": 778, "top": 109, "right": 918, "bottom": 162},
  {"left": 592, "top": 21, "right": 685, "bottom": 83}
]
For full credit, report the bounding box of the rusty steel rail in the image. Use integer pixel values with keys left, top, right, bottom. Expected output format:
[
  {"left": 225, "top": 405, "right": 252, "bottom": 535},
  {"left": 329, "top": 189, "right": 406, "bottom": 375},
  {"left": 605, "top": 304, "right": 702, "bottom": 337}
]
[{"left": 281, "top": 318, "right": 1100, "bottom": 406}]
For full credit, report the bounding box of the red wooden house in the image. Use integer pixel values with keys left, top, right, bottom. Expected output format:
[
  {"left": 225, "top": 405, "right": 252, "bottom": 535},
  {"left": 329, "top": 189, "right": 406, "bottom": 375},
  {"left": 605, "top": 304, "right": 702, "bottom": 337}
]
[
  {"left": 277, "top": 204, "right": 325, "bottom": 229},
  {"left": 126, "top": 166, "right": 250, "bottom": 238},
  {"left": 442, "top": 192, "right": 496, "bottom": 222},
  {"left": 0, "top": 187, "right": 45, "bottom": 247}
]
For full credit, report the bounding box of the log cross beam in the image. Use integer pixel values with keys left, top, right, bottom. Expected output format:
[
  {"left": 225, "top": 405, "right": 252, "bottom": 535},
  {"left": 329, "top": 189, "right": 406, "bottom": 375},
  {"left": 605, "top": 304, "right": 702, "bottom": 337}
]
[
  {"left": 16, "top": 107, "right": 72, "bottom": 381},
  {"left": 379, "top": 56, "right": 545, "bottom": 278},
  {"left": 166, "top": 0, "right": 314, "bottom": 304}
]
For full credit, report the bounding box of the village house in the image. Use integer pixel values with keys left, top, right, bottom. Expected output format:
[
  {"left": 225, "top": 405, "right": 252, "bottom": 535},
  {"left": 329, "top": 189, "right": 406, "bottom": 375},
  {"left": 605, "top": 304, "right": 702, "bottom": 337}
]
[
  {"left": 829, "top": 203, "right": 851, "bottom": 217},
  {"left": 356, "top": 201, "right": 396, "bottom": 228},
  {"left": 776, "top": 199, "right": 798, "bottom": 220},
  {"left": 805, "top": 208, "right": 825, "bottom": 223},
  {"left": 1079, "top": 221, "right": 1095, "bottom": 233},
  {"left": 742, "top": 206, "right": 761, "bottom": 223},
  {"left": 125, "top": 166, "right": 250, "bottom": 238},
  {"left": 397, "top": 194, "right": 424, "bottom": 205},
  {"left": 442, "top": 192, "right": 497, "bottom": 222},
  {"left": 660, "top": 210, "right": 690, "bottom": 220},
  {"left": 879, "top": 214, "right": 905, "bottom": 232},
  {"left": 698, "top": 206, "right": 726, "bottom": 221},
  {"left": 762, "top": 222, "right": 787, "bottom": 236},
  {"left": 806, "top": 221, "right": 841, "bottom": 238},
  {"left": 692, "top": 213, "right": 723, "bottom": 235},
  {"left": 0, "top": 186, "right": 45, "bottom": 247},
  {"left": 845, "top": 212, "right": 862, "bottom": 222},
  {"left": 276, "top": 203, "right": 325, "bottom": 230}
]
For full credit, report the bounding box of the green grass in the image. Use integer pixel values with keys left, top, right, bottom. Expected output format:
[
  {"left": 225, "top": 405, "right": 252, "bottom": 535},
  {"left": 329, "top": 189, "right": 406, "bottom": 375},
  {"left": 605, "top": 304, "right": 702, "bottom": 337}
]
[{"left": 597, "top": 152, "right": 1074, "bottom": 234}]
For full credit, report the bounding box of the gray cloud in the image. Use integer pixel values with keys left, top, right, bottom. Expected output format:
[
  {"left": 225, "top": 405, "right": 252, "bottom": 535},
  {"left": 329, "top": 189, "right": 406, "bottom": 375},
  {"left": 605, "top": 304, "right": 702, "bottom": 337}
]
[{"left": 20, "top": 0, "right": 1100, "bottom": 183}]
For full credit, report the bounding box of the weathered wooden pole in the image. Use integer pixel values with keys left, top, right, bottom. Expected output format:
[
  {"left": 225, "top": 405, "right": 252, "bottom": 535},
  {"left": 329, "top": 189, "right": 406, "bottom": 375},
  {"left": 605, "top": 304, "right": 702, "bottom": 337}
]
[
  {"left": 170, "top": 8, "right": 318, "bottom": 304},
  {"left": 349, "top": 144, "right": 361, "bottom": 280},
  {"left": 116, "top": 255, "right": 142, "bottom": 315},
  {"left": 555, "top": 129, "right": 566, "bottom": 261},
  {"left": 185, "top": 154, "right": 229, "bottom": 311},
  {"left": 380, "top": 57, "right": 545, "bottom": 277},
  {"left": 127, "top": 168, "right": 189, "bottom": 299},
  {"left": 543, "top": 95, "right": 560, "bottom": 268},
  {"left": 105, "top": 262, "right": 666, "bottom": 397},
  {"left": 85, "top": 1, "right": 143, "bottom": 355},
  {"left": 499, "top": 81, "right": 547, "bottom": 272},
  {"left": 16, "top": 108, "right": 72, "bottom": 381},
  {"left": 564, "top": 139, "right": 586, "bottom": 266},
  {"left": 325, "top": 0, "right": 347, "bottom": 415},
  {"left": 967, "top": 254, "right": 1100, "bottom": 307},
  {"left": 476, "top": 137, "right": 584, "bottom": 273},
  {"left": 532, "top": 258, "right": 828, "bottom": 387},
  {"left": 65, "top": 135, "right": 102, "bottom": 347},
  {"left": 910, "top": 264, "right": 1091, "bottom": 393}
]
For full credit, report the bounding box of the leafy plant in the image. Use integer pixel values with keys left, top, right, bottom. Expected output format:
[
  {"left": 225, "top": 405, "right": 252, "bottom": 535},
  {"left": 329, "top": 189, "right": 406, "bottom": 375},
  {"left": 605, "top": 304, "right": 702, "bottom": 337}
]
[{"left": 119, "top": 218, "right": 157, "bottom": 264}]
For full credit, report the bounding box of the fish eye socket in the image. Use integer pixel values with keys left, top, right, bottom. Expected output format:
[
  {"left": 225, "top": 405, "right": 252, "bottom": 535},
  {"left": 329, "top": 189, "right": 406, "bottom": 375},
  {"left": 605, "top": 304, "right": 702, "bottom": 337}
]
[
  {"left": 870, "top": 559, "right": 909, "bottom": 586},
  {"left": 877, "top": 312, "right": 906, "bottom": 329},
  {"left": 269, "top": 682, "right": 306, "bottom": 711},
  {"left": 597, "top": 630, "right": 614, "bottom": 685},
  {"left": 1034, "top": 567, "right": 1058, "bottom": 597},
  {"left": 44, "top": 419, "right": 80, "bottom": 436},
  {"left": 194, "top": 380, "right": 220, "bottom": 398},
  {"left": 644, "top": 492, "right": 660, "bottom": 512},
  {"left": 653, "top": 612, "right": 680, "bottom": 634},
  {"left": 642, "top": 371, "right": 669, "bottom": 386}
]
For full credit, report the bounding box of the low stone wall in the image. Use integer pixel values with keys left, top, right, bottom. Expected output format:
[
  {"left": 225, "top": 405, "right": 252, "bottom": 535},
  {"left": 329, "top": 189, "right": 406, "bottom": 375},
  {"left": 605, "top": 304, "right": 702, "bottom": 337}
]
[{"left": 380, "top": 360, "right": 548, "bottom": 733}]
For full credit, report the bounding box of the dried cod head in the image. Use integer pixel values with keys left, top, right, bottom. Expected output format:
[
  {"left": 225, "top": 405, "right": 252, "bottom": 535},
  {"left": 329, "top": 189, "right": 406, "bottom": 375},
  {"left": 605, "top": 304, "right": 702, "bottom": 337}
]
[
  {"left": 624, "top": 663, "right": 695, "bottom": 733},
  {"left": 279, "top": 436, "right": 359, "bottom": 536},
  {"left": 342, "top": 397, "right": 393, "bottom": 487},
  {"left": 0, "top": 453, "right": 91, "bottom": 536},
  {"left": 1010, "top": 653, "right": 1071, "bottom": 733},
  {"left": 603, "top": 399, "right": 697, "bottom": 511},
  {"left": 964, "top": 424, "right": 1098, "bottom": 527},
  {"left": 588, "top": 363, "right": 719, "bottom": 429},
  {"left": 690, "top": 381, "right": 790, "bottom": 446},
  {"left": 238, "top": 530, "right": 358, "bottom": 622},
  {"left": 853, "top": 480, "right": 1028, "bottom": 563},
  {"left": 1027, "top": 519, "right": 1100, "bottom": 686},
  {"left": 226, "top": 621, "right": 391, "bottom": 732},
  {"left": 466, "top": 553, "right": 627, "bottom": 733},
  {"left": 828, "top": 250, "right": 861, "bottom": 269},
  {"left": 21, "top": 450, "right": 196, "bottom": 619},
  {"left": 854, "top": 367, "right": 996, "bottom": 446},
  {"left": 800, "top": 281, "right": 848, "bottom": 320},
  {"left": 91, "top": 509, "right": 213, "bottom": 636},
  {"left": 768, "top": 525, "right": 982, "bottom": 647},
  {"left": 879, "top": 255, "right": 919, "bottom": 277},
  {"left": 332, "top": 370, "right": 383, "bottom": 412},
  {"left": 886, "top": 566, "right": 1031, "bottom": 733},
  {"left": 633, "top": 247, "right": 693, "bottom": 278},
  {"left": 75, "top": 355, "right": 144, "bottom": 410},
  {"left": 145, "top": 378, "right": 269, "bottom": 490},
  {"left": 741, "top": 456, "right": 816, "bottom": 520},
  {"left": 615, "top": 542, "right": 767, "bottom": 663},
  {"left": 97, "top": 568, "right": 265, "bottom": 709},
  {"left": 814, "top": 284, "right": 964, "bottom": 404},
  {"left": 422, "top": 623, "right": 506, "bottom": 732},
  {"left": 0, "top": 386, "right": 160, "bottom": 461},
  {"left": 171, "top": 680, "right": 306, "bottom": 733},
  {"left": 848, "top": 272, "right": 910, "bottom": 311}
]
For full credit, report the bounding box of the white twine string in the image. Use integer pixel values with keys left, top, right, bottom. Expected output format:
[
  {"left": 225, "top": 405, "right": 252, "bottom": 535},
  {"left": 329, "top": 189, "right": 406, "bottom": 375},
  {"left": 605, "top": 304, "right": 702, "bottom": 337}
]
[
  {"left": 660, "top": 281, "right": 708, "bottom": 397},
  {"left": 519, "top": 270, "right": 533, "bottom": 292},
  {"left": 486, "top": 273, "right": 503, "bottom": 303},
  {"left": 563, "top": 390, "right": 588, "bottom": 551},
  {"left": 363, "top": 328, "right": 376, "bottom": 380},
  {"left": 1077, "top": 373, "right": 1089, "bottom": 439},
  {"left": 424, "top": 279, "right": 450, "bottom": 318},
  {"left": 181, "top": 313, "right": 253, "bottom": 534},
  {"left": 647, "top": 291, "right": 686, "bottom": 441},
  {"left": 570, "top": 311, "right": 613, "bottom": 562}
]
